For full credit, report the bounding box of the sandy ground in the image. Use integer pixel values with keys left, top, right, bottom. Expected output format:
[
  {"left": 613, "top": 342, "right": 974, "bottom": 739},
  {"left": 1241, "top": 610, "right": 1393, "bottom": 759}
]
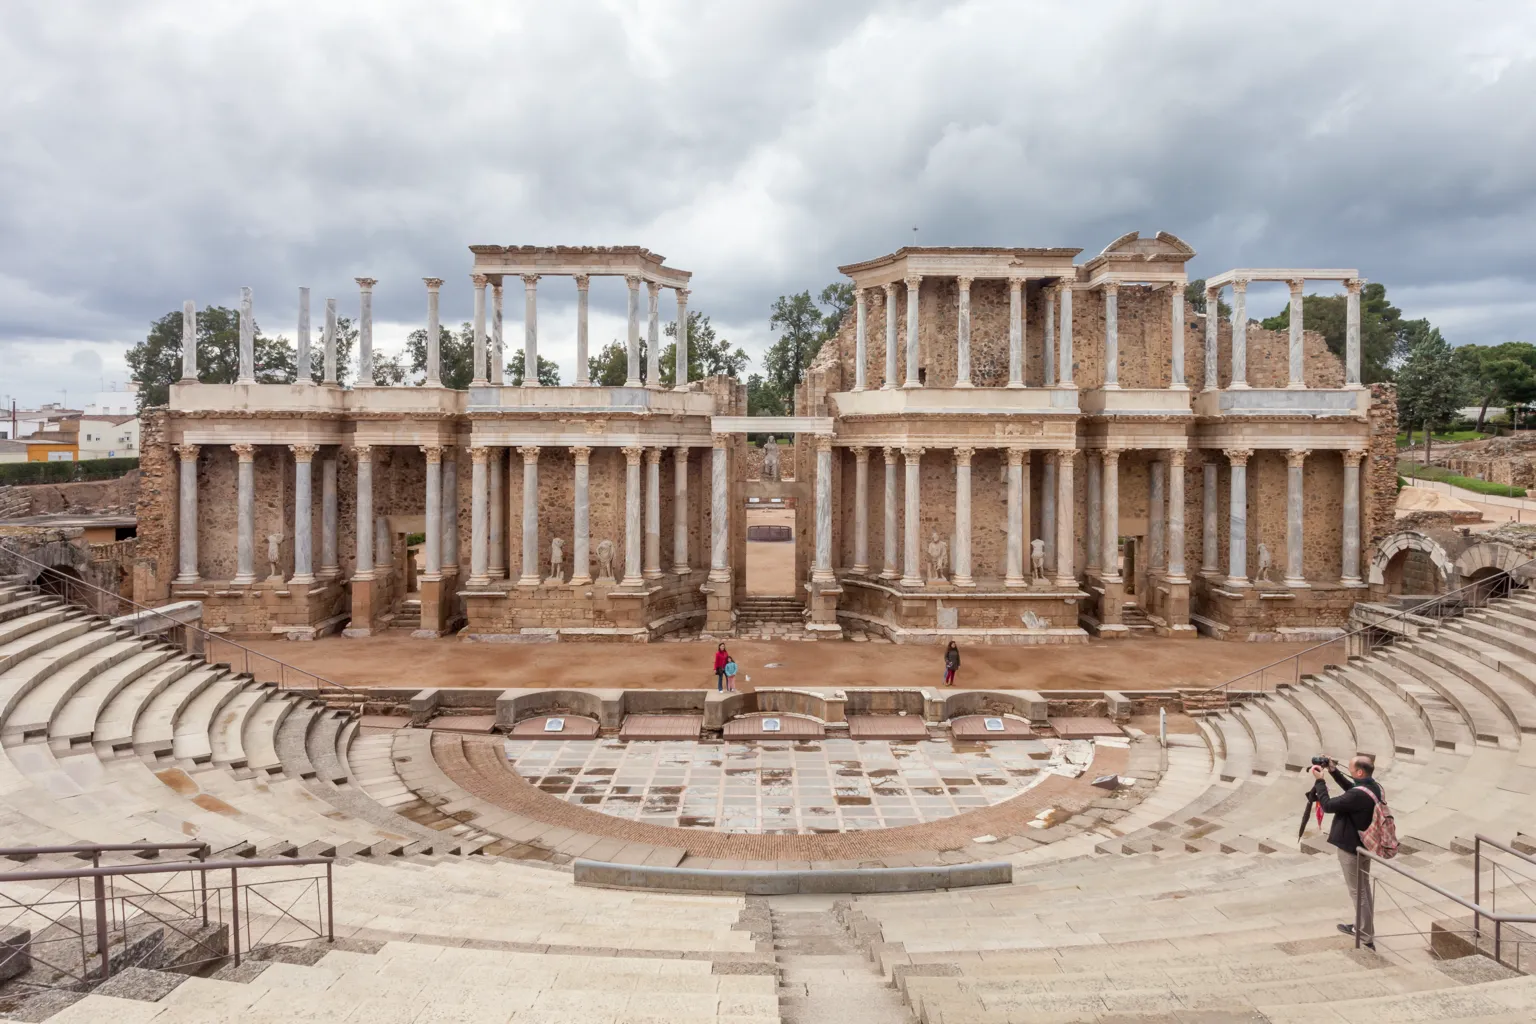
[
  {"left": 744, "top": 507, "right": 796, "bottom": 596},
  {"left": 1396, "top": 485, "right": 1480, "bottom": 515},
  {"left": 218, "top": 634, "right": 1342, "bottom": 693}
]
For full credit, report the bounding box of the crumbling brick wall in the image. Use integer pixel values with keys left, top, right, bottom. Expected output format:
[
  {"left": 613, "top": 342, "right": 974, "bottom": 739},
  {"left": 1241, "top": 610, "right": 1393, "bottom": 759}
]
[{"left": 132, "top": 409, "right": 174, "bottom": 604}]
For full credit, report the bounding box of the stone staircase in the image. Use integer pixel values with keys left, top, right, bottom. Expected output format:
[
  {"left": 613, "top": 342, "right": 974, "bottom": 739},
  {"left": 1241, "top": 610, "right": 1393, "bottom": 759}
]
[
  {"left": 1120, "top": 601, "right": 1156, "bottom": 635},
  {"left": 735, "top": 596, "right": 805, "bottom": 636}
]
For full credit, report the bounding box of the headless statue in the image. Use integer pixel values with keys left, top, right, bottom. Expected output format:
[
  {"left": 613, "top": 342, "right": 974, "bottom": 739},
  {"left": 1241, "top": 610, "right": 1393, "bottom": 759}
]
[
  {"left": 1030, "top": 537, "right": 1047, "bottom": 581},
  {"left": 927, "top": 530, "right": 949, "bottom": 583},
  {"left": 266, "top": 534, "right": 282, "bottom": 580},
  {"left": 1257, "top": 542, "right": 1274, "bottom": 584},
  {"left": 595, "top": 538, "right": 616, "bottom": 582},
  {"left": 548, "top": 537, "right": 564, "bottom": 584},
  {"left": 761, "top": 437, "right": 780, "bottom": 481}
]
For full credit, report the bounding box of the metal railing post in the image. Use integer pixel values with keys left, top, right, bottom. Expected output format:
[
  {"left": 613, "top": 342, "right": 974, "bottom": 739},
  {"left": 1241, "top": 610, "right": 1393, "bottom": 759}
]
[
  {"left": 93, "top": 872, "right": 110, "bottom": 980},
  {"left": 1475, "top": 836, "right": 1483, "bottom": 940},
  {"left": 326, "top": 859, "right": 334, "bottom": 943},
  {"left": 1354, "top": 854, "right": 1365, "bottom": 949},
  {"left": 230, "top": 866, "right": 240, "bottom": 966}
]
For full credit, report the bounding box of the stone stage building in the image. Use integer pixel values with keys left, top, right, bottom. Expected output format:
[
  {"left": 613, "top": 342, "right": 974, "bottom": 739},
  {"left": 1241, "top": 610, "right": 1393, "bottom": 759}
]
[{"left": 134, "top": 234, "right": 1397, "bottom": 645}]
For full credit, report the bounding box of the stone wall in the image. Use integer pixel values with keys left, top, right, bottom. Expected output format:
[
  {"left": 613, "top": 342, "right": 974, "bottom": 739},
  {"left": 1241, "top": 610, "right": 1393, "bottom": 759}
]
[
  {"left": 132, "top": 409, "right": 175, "bottom": 604},
  {"left": 1365, "top": 382, "right": 1400, "bottom": 548},
  {"left": 0, "top": 473, "right": 140, "bottom": 518}
]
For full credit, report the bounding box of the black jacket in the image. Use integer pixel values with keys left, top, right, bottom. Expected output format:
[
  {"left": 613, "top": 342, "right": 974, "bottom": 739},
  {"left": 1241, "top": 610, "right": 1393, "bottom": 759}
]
[
  {"left": 944, "top": 648, "right": 960, "bottom": 670},
  {"left": 1311, "top": 768, "right": 1383, "bottom": 854}
]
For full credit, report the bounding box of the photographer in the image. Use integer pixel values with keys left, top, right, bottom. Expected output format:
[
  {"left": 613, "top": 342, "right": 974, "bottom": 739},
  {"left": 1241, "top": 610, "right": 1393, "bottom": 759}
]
[{"left": 1308, "top": 754, "right": 1382, "bottom": 948}]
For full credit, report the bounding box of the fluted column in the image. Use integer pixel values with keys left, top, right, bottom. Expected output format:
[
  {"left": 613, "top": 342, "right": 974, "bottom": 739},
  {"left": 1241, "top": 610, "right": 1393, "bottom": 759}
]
[
  {"left": 174, "top": 444, "right": 200, "bottom": 584},
  {"left": 881, "top": 447, "right": 900, "bottom": 579},
  {"left": 1043, "top": 285, "right": 1057, "bottom": 387},
  {"left": 1202, "top": 459, "right": 1219, "bottom": 574},
  {"left": 237, "top": 287, "right": 255, "bottom": 383},
  {"left": 851, "top": 446, "right": 870, "bottom": 574},
  {"left": 469, "top": 446, "right": 490, "bottom": 585},
  {"left": 1058, "top": 280, "right": 1075, "bottom": 386},
  {"left": 1230, "top": 279, "right": 1249, "bottom": 388},
  {"left": 1345, "top": 279, "right": 1363, "bottom": 387},
  {"left": 1287, "top": 278, "right": 1306, "bottom": 388},
  {"left": 518, "top": 446, "right": 541, "bottom": 585},
  {"left": 1086, "top": 453, "right": 1102, "bottom": 572},
  {"left": 352, "top": 445, "right": 374, "bottom": 581},
  {"left": 1170, "top": 283, "right": 1186, "bottom": 388},
  {"left": 882, "top": 284, "right": 898, "bottom": 390},
  {"left": 288, "top": 445, "right": 317, "bottom": 584},
  {"left": 522, "top": 274, "right": 541, "bottom": 388},
  {"left": 232, "top": 444, "right": 256, "bottom": 583},
  {"left": 901, "top": 447, "right": 924, "bottom": 585},
  {"left": 1285, "top": 449, "right": 1310, "bottom": 587},
  {"left": 1342, "top": 449, "right": 1365, "bottom": 585},
  {"left": 471, "top": 274, "right": 488, "bottom": 386},
  {"left": 375, "top": 515, "right": 392, "bottom": 573},
  {"left": 624, "top": 276, "right": 642, "bottom": 386},
  {"left": 298, "top": 287, "right": 313, "bottom": 379},
  {"left": 955, "top": 276, "right": 973, "bottom": 387},
  {"left": 1102, "top": 283, "right": 1120, "bottom": 388},
  {"left": 709, "top": 436, "right": 730, "bottom": 582},
  {"left": 1042, "top": 456, "right": 1057, "bottom": 572},
  {"left": 356, "top": 278, "right": 375, "bottom": 386},
  {"left": 575, "top": 276, "right": 592, "bottom": 386},
  {"left": 320, "top": 457, "right": 338, "bottom": 578},
  {"left": 1226, "top": 448, "right": 1253, "bottom": 585},
  {"left": 490, "top": 278, "right": 504, "bottom": 386},
  {"left": 180, "top": 301, "right": 197, "bottom": 382},
  {"left": 903, "top": 276, "right": 922, "bottom": 388},
  {"left": 953, "top": 447, "right": 974, "bottom": 586},
  {"left": 673, "top": 447, "right": 690, "bottom": 574},
  {"left": 644, "top": 448, "right": 663, "bottom": 579},
  {"left": 441, "top": 451, "right": 459, "bottom": 575},
  {"left": 1168, "top": 450, "right": 1188, "bottom": 582},
  {"left": 622, "top": 446, "right": 644, "bottom": 586},
  {"left": 1149, "top": 458, "right": 1166, "bottom": 571},
  {"left": 1203, "top": 285, "right": 1219, "bottom": 390},
  {"left": 570, "top": 447, "right": 593, "bottom": 584},
  {"left": 852, "top": 288, "right": 868, "bottom": 392},
  {"left": 1005, "top": 448, "right": 1026, "bottom": 586},
  {"left": 813, "top": 436, "right": 835, "bottom": 583},
  {"left": 423, "top": 277, "right": 443, "bottom": 386},
  {"left": 646, "top": 281, "right": 661, "bottom": 390},
  {"left": 675, "top": 288, "right": 690, "bottom": 389},
  {"left": 323, "top": 298, "right": 338, "bottom": 386},
  {"left": 1007, "top": 277, "right": 1025, "bottom": 388},
  {"left": 1054, "top": 450, "right": 1077, "bottom": 587},
  {"left": 488, "top": 449, "right": 505, "bottom": 578},
  {"left": 421, "top": 446, "right": 443, "bottom": 578},
  {"left": 1100, "top": 448, "right": 1120, "bottom": 581}
]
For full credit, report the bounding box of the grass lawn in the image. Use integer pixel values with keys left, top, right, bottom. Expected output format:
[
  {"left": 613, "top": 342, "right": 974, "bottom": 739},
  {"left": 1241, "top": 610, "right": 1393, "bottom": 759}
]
[
  {"left": 1396, "top": 430, "right": 1492, "bottom": 447},
  {"left": 1397, "top": 461, "right": 1527, "bottom": 497}
]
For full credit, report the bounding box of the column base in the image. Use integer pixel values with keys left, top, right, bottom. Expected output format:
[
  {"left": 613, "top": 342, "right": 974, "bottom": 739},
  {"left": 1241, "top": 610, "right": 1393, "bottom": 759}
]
[
  {"left": 620, "top": 575, "right": 645, "bottom": 588},
  {"left": 899, "top": 575, "right": 924, "bottom": 587},
  {"left": 1284, "top": 576, "right": 1311, "bottom": 588},
  {"left": 1056, "top": 380, "right": 1077, "bottom": 389},
  {"left": 624, "top": 378, "right": 641, "bottom": 387},
  {"left": 901, "top": 381, "right": 921, "bottom": 389},
  {"left": 1101, "top": 382, "right": 1121, "bottom": 390},
  {"left": 1226, "top": 576, "right": 1252, "bottom": 588},
  {"left": 1004, "top": 576, "right": 1027, "bottom": 588},
  {"left": 810, "top": 569, "right": 836, "bottom": 584},
  {"left": 1344, "top": 382, "right": 1366, "bottom": 390},
  {"left": 1169, "top": 382, "right": 1189, "bottom": 391},
  {"left": 523, "top": 381, "right": 542, "bottom": 388},
  {"left": 674, "top": 384, "right": 690, "bottom": 391},
  {"left": 954, "top": 380, "right": 974, "bottom": 389},
  {"left": 672, "top": 564, "right": 690, "bottom": 576},
  {"left": 517, "top": 574, "right": 541, "bottom": 587},
  {"left": 880, "top": 383, "right": 896, "bottom": 391},
  {"left": 851, "top": 385, "right": 866, "bottom": 393},
  {"left": 319, "top": 566, "right": 341, "bottom": 580},
  {"left": 1228, "top": 381, "right": 1251, "bottom": 390},
  {"left": 644, "top": 382, "right": 662, "bottom": 391},
  {"left": 487, "top": 568, "right": 506, "bottom": 579},
  {"left": 468, "top": 574, "right": 491, "bottom": 587},
  {"left": 708, "top": 568, "right": 731, "bottom": 583},
  {"left": 1285, "top": 382, "right": 1307, "bottom": 390},
  {"left": 289, "top": 573, "right": 316, "bottom": 586},
  {"left": 576, "top": 378, "right": 592, "bottom": 387},
  {"left": 231, "top": 574, "right": 257, "bottom": 586},
  {"left": 643, "top": 569, "right": 664, "bottom": 580},
  {"left": 471, "top": 377, "right": 489, "bottom": 386},
  {"left": 1005, "top": 381, "right": 1025, "bottom": 389},
  {"left": 1053, "top": 575, "right": 1077, "bottom": 589},
  {"left": 1341, "top": 577, "right": 1367, "bottom": 588},
  {"left": 953, "top": 575, "right": 976, "bottom": 587},
  {"left": 172, "top": 574, "right": 201, "bottom": 587},
  {"left": 850, "top": 563, "right": 869, "bottom": 575},
  {"left": 1165, "top": 574, "right": 1191, "bottom": 585}
]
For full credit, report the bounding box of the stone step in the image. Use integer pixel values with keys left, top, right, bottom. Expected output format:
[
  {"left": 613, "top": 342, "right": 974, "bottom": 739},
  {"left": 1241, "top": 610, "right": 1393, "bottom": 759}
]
[
  {"left": 0, "top": 629, "right": 129, "bottom": 736},
  {"left": 169, "top": 675, "right": 249, "bottom": 764},
  {"left": 128, "top": 666, "right": 230, "bottom": 759},
  {"left": 0, "top": 608, "right": 78, "bottom": 654},
  {"left": 87, "top": 655, "right": 198, "bottom": 753},
  {"left": 242, "top": 690, "right": 297, "bottom": 775},
  {"left": 1432, "top": 628, "right": 1536, "bottom": 730},
  {"left": 209, "top": 683, "right": 275, "bottom": 768},
  {"left": 1352, "top": 656, "right": 1473, "bottom": 753},
  {"left": 1383, "top": 646, "right": 1516, "bottom": 747},
  {"left": 1, "top": 637, "right": 147, "bottom": 744}
]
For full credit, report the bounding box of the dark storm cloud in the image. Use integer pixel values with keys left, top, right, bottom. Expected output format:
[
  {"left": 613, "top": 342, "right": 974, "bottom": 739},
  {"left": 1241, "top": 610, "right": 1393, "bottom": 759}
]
[{"left": 2, "top": 0, "right": 1534, "bottom": 399}]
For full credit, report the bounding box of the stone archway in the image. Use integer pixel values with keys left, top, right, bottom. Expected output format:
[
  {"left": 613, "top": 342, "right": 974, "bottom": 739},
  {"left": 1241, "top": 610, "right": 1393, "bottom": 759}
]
[
  {"left": 1367, "top": 530, "right": 1455, "bottom": 594},
  {"left": 1452, "top": 540, "right": 1532, "bottom": 586}
]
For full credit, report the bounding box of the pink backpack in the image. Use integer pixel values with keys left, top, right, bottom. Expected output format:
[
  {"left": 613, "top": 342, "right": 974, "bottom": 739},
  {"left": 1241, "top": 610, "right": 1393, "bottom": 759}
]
[{"left": 1357, "top": 786, "right": 1399, "bottom": 859}]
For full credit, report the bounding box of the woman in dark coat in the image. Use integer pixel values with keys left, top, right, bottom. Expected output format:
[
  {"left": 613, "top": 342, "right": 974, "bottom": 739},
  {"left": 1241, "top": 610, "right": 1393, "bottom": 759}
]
[{"left": 943, "top": 641, "right": 960, "bottom": 686}]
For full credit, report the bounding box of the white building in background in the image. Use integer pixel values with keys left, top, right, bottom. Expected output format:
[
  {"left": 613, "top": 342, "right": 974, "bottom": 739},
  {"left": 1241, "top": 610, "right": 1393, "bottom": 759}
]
[
  {"left": 2, "top": 403, "right": 80, "bottom": 441},
  {"left": 81, "top": 383, "right": 140, "bottom": 417},
  {"left": 77, "top": 414, "right": 139, "bottom": 459}
]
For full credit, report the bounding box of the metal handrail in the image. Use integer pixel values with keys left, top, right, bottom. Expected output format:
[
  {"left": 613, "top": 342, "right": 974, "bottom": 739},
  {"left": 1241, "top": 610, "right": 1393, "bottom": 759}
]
[
  {"left": 0, "top": 544, "right": 356, "bottom": 695},
  {"left": 0, "top": 855, "right": 334, "bottom": 883},
  {"left": 1197, "top": 557, "right": 1536, "bottom": 697},
  {"left": 0, "top": 841, "right": 209, "bottom": 860},
  {"left": 1360, "top": 848, "right": 1536, "bottom": 963}
]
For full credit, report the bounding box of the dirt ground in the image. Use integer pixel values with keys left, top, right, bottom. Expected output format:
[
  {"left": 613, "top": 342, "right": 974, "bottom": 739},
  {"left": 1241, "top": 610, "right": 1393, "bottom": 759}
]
[{"left": 218, "top": 633, "right": 1345, "bottom": 693}]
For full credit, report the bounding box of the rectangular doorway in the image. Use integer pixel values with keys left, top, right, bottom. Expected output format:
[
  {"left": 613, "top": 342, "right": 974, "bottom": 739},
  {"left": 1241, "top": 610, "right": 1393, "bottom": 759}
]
[{"left": 745, "top": 501, "right": 796, "bottom": 596}]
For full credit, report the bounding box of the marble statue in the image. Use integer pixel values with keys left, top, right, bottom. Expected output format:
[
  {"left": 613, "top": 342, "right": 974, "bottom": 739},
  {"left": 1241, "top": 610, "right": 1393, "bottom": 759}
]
[
  {"left": 761, "top": 437, "right": 780, "bottom": 481},
  {"left": 1030, "top": 538, "right": 1047, "bottom": 581},
  {"left": 1022, "top": 610, "right": 1046, "bottom": 630},
  {"left": 926, "top": 530, "right": 949, "bottom": 583},
  {"left": 595, "top": 538, "right": 615, "bottom": 582},
  {"left": 548, "top": 537, "right": 564, "bottom": 584},
  {"left": 266, "top": 534, "right": 281, "bottom": 579},
  {"left": 1257, "top": 542, "right": 1274, "bottom": 584}
]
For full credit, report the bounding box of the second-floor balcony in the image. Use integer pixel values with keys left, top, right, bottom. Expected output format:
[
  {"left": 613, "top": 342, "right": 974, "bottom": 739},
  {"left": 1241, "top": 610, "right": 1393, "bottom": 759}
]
[{"left": 1193, "top": 386, "right": 1369, "bottom": 420}]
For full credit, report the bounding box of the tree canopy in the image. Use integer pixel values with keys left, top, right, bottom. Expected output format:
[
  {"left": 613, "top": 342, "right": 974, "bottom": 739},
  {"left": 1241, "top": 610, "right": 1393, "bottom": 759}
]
[
  {"left": 1259, "top": 282, "right": 1417, "bottom": 384},
  {"left": 507, "top": 349, "right": 561, "bottom": 386},
  {"left": 1397, "top": 328, "right": 1466, "bottom": 458},
  {"left": 756, "top": 284, "right": 851, "bottom": 415},
  {"left": 1184, "top": 279, "right": 1231, "bottom": 319},
  {"left": 1454, "top": 341, "right": 1536, "bottom": 430},
  {"left": 127, "top": 305, "right": 305, "bottom": 409},
  {"left": 661, "top": 311, "right": 749, "bottom": 387}
]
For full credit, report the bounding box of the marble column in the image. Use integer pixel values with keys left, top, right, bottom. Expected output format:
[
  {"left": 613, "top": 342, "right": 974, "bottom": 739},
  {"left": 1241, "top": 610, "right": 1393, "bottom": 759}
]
[
  {"left": 490, "top": 277, "right": 504, "bottom": 386},
  {"left": 673, "top": 447, "right": 690, "bottom": 574},
  {"left": 1100, "top": 448, "right": 1120, "bottom": 581},
  {"left": 575, "top": 276, "right": 592, "bottom": 386},
  {"left": 441, "top": 451, "right": 459, "bottom": 575},
  {"left": 174, "top": 444, "right": 200, "bottom": 584},
  {"left": 1058, "top": 281, "right": 1075, "bottom": 386},
  {"left": 488, "top": 449, "right": 505, "bottom": 578},
  {"left": 421, "top": 446, "right": 443, "bottom": 578},
  {"left": 1149, "top": 458, "right": 1166, "bottom": 571},
  {"left": 1168, "top": 450, "right": 1188, "bottom": 582},
  {"left": 1042, "top": 456, "right": 1057, "bottom": 572},
  {"left": 901, "top": 447, "right": 924, "bottom": 586},
  {"left": 813, "top": 436, "right": 835, "bottom": 583},
  {"left": 646, "top": 281, "right": 661, "bottom": 390},
  {"left": 1345, "top": 279, "right": 1363, "bottom": 387},
  {"left": 570, "top": 447, "right": 593, "bottom": 585},
  {"left": 1202, "top": 459, "right": 1219, "bottom": 574},
  {"left": 952, "top": 447, "right": 974, "bottom": 586},
  {"left": 675, "top": 288, "right": 690, "bottom": 389},
  {"left": 1005, "top": 448, "right": 1026, "bottom": 586},
  {"left": 625, "top": 275, "right": 642, "bottom": 387},
  {"left": 1342, "top": 449, "right": 1365, "bottom": 586},
  {"left": 469, "top": 446, "right": 490, "bottom": 585},
  {"left": 323, "top": 298, "right": 338, "bottom": 386},
  {"left": 1203, "top": 285, "right": 1219, "bottom": 390},
  {"left": 289, "top": 445, "right": 317, "bottom": 584},
  {"left": 644, "top": 447, "right": 663, "bottom": 579},
  {"left": 1226, "top": 448, "right": 1252, "bottom": 585},
  {"left": 882, "top": 284, "right": 898, "bottom": 390},
  {"left": 1285, "top": 449, "right": 1310, "bottom": 587},
  {"left": 180, "top": 300, "right": 197, "bottom": 382},
  {"left": 1086, "top": 453, "right": 1102, "bottom": 572},
  {"left": 955, "top": 276, "right": 973, "bottom": 387},
  {"left": 622, "top": 446, "right": 644, "bottom": 586},
  {"left": 356, "top": 278, "right": 375, "bottom": 386},
  {"left": 1287, "top": 278, "right": 1306, "bottom": 388},
  {"left": 1007, "top": 277, "right": 1025, "bottom": 388},
  {"left": 1054, "top": 450, "right": 1077, "bottom": 587},
  {"left": 237, "top": 287, "right": 255, "bottom": 384},
  {"left": 232, "top": 444, "right": 256, "bottom": 584},
  {"left": 1102, "top": 283, "right": 1120, "bottom": 388},
  {"left": 352, "top": 445, "right": 374, "bottom": 581},
  {"left": 904, "top": 276, "right": 922, "bottom": 388},
  {"left": 1043, "top": 285, "right": 1057, "bottom": 387},
  {"left": 851, "top": 446, "right": 870, "bottom": 574},
  {"left": 471, "top": 274, "right": 488, "bottom": 386},
  {"left": 320, "top": 457, "right": 338, "bottom": 578},
  {"left": 296, "top": 288, "right": 312, "bottom": 381},
  {"left": 881, "top": 447, "right": 900, "bottom": 579},
  {"left": 518, "top": 446, "right": 540, "bottom": 585},
  {"left": 523, "top": 274, "right": 542, "bottom": 388},
  {"left": 1230, "top": 279, "right": 1249, "bottom": 388},
  {"left": 1170, "top": 284, "right": 1186, "bottom": 388},
  {"left": 852, "top": 288, "right": 867, "bottom": 392},
  {"left": 375, "top": 515, "right": 392, "bottom": 572},
  {"left": 709, "top": 436, "right": 730, "bottom": 582},
  {"left": 424, "top": 278, "right": 443, "bottom": 386}
]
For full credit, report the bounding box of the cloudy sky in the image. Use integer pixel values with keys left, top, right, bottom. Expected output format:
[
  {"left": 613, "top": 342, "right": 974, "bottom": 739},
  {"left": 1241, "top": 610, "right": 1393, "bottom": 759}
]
[{"left": 3, "top": 0, "right": 1535, "bottom": 407}]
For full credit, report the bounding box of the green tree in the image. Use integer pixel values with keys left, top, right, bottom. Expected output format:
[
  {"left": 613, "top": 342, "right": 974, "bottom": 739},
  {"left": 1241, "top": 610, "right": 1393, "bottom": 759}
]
[
  {"left": 763, "top": 291, "right": 828, "bottom": 414},
  {"left": 817, "top": 282, "right": 855, "bottom": 338},
  {"left": 507, "top": 350, "right": 561, "bottom": 386},
  {"left": 1397, "top": 329, "right": 1467, "bottom": 465},
  {"left": 660, "top": 311, "right": 749, "bottom": 386},
  {"left": 405, "top": 322, "right": 477, "bottom": 389},
  {"left": 1453, "top": 342, "right": 1536, "bottom": 431},
  {"left": 296, "top": 315, "right": 358, "bottom": 386},
  {"left": 1259, "top": 282, "right": 1418, "bottom": 384},
  {"left": 372, "top": 350, "right": 410, "bottom": 386},
  {"left": 746, "top": 373, "right": 784, "bottom": 416},
  {"left": 588, "top": 339, "right": 637, "bottom": 387},
  {"left": 126, "top": 305, "right": 295, "bottom": 409},
  {"left": 1184, "top": 279, "right": 1231, "bottom": 318}
]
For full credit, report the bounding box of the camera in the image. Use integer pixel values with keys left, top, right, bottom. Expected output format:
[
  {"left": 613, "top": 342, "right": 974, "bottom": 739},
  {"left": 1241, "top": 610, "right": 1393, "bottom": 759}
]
[{"left": 1310, "top": 755, "right": 1334, "bottom": 768}]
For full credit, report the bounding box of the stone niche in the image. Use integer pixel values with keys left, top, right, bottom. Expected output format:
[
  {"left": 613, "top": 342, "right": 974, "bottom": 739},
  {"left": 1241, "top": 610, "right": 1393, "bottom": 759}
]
[
  {"left": 461, "top": 569, "right": 708, "bottom": 642},
  {"left": 837, "top": 576, "right": 1086, "bottom": 645}
]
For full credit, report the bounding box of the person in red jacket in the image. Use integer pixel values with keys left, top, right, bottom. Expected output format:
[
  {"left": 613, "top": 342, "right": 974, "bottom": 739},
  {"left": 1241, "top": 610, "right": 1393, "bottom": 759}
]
[{"left": 713, "top": 643, "right": 730, "bottom": 692}]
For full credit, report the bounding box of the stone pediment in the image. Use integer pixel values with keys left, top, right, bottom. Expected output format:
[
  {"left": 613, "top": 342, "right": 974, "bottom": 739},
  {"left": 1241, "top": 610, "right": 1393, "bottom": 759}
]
[{"left": 1083, "top": 231, "right": 1195, "bottom": 283}]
